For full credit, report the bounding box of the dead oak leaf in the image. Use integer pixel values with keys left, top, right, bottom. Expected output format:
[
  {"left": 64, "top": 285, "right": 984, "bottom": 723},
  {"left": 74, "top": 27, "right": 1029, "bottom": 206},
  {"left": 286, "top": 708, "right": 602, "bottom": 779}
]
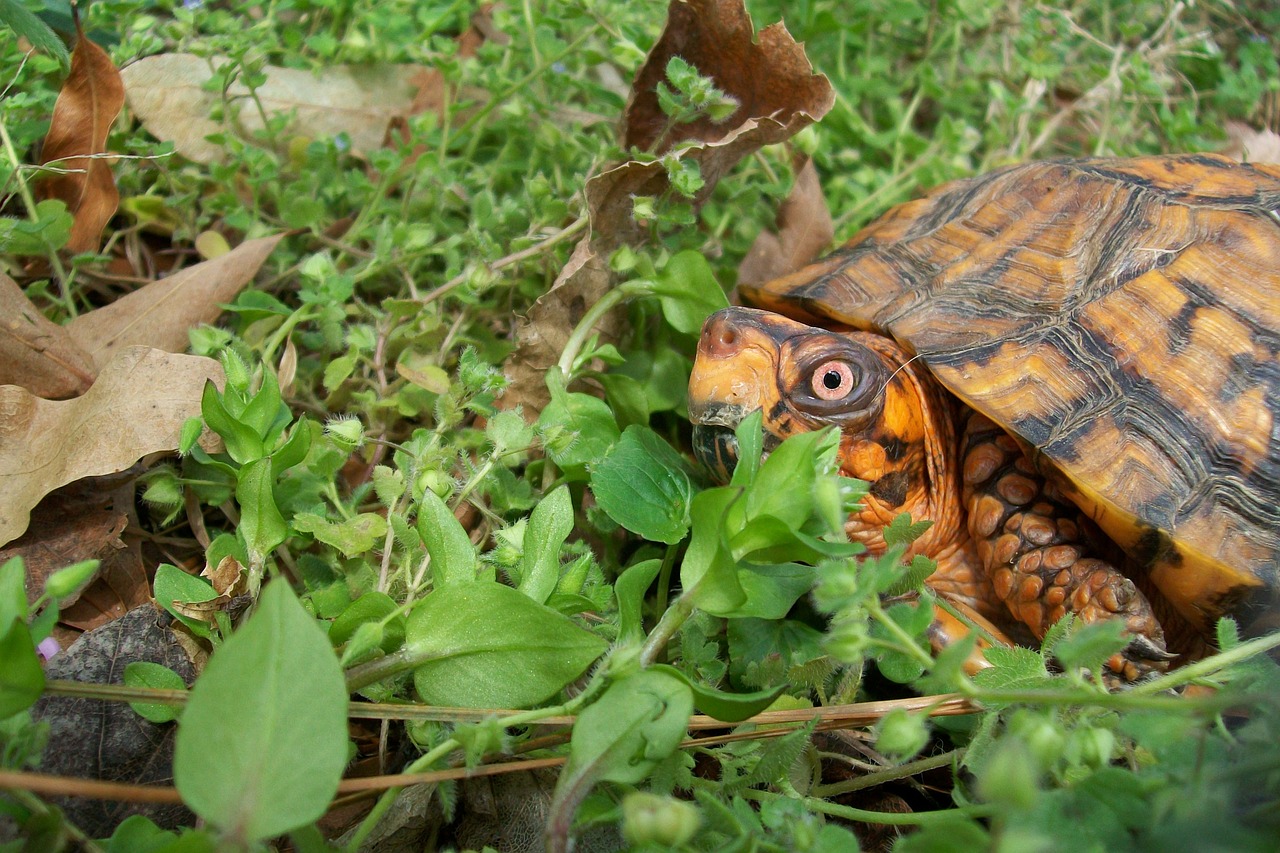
[
  {"left": 0, "top": 346, "right": 223, "bottom": 547},
  {"left": 122, "top": 54, "right": 423, "bottom": 164},
  {"left": 0, "top": 271, "right": 96, "bottom": 399},
  {"left": 624, "top": 0, "right": 834, "bottom": 155},
  {"left": 36, "top": 22, "right": 125, "bottom": 255},
  {"left": 65, "top": 234, "right": 283, "bottom": 371}
]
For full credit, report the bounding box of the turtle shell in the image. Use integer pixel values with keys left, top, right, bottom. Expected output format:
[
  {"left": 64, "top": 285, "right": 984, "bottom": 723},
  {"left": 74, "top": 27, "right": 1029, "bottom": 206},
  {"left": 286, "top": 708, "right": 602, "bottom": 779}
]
[{"left": 741, "top": 154, "right": 1280, "bottom": 634}]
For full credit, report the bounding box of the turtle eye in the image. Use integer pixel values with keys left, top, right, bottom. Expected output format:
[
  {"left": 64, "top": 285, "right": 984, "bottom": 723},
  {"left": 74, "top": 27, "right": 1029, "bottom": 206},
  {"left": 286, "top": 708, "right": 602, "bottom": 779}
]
[{"left": 810, "top": 360, "right": 856, "bottom": 401}]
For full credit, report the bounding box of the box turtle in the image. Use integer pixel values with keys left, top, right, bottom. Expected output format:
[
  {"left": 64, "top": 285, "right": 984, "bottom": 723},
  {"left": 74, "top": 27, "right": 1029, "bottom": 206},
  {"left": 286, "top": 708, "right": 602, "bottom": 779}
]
[{"left": 688, "top": 154, "right": 1280, "bottom": 680}]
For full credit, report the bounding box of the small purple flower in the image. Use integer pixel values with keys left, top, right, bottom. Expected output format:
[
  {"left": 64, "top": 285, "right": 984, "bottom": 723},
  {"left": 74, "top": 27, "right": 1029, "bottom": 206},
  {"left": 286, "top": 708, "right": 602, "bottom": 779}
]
[
  {"left": 37, "top": 637, "right": 60, "bottom": 662},
  {"left": 552, "top": 62, "right": 567, "bottom": 74},
  {"left": 183, "top": 0, "right": 203, "bottom": 8}
]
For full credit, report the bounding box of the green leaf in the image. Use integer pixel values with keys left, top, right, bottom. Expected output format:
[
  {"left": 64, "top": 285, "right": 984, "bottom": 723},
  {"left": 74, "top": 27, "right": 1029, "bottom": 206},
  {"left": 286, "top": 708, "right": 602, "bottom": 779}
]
[
  {"left": 680, "top": 488, "right": 746, "bottom": 615},
  {"left": 590, "top": 426, "right": 693, "bottom": 544},
  {"left": 152, "top": 564, "right": 218, "bottom": 639},
  {"left": 1215, "top": 616, "right": 1240, "bottom": 651},
  {"left": 174, "top": 582, "right": 348, "bottom": 842},
  {"left": 0, "top": 557, "right": 29, "bottom": 632},
  {"left": 729, "top": 409, "right": 763, "bottom": 488},
  {"left": 415, "top": 490, "right": 477, "bottom": 585},
  {"left": 405, "top": 582, "right": 607, "bottom": 708},
  {"left": 1050, "top": 618, "right": 1130, "bottom": 674},
  {"left": 270, "top": 420, "right": 313, "bottom": 476},
  {"left": 0, "top": 0, "right": 69, "bottom": 66},
  {"left": 726, "top": 563, "right": 815, "bottom": 620},
  {"left": 650, "top": 251, "right": 728, "bottom": 335},
  {"left": 42, "top": 559, "right": 100, "bottom": 602},
  {"left": 973, "top": 645, "right": 1055, "bottom": 694},
  {"left": 293, "top": 512, "right": 387, "bottom": 558},
  {"left": 537, "top": 391, "right": 620, "bottom": 469},
  {"left": 235, "top": 457, "right": 288, "bottom": 562},
  {"left": 615, "top": 559, "right": 662, "bottom": 645},
  {"left": 883, "top": 512, "right": 934, "bottom": 548},
  {"left": 123, "top": 662, "right": 185, "bottom": 724},
  {"left": 744, "top": 429, "right": 836, "bottom": 529},
  {"left": 519, "top": 485, "right": 573, "bottom": 604},
  {"left": 328, "top": 592, "right": 405, "bottom": 654},
  {"left": 0, "top": 618, "right": 45, "bottom": 719},
  {"left": 200, "top": 381, "right": 264, "bottom": 464},
  {"left": 651, "top": 664, "right": 785, "bottom": 722},
  {"left": 562, "top": 669, "right": 694, "bottom": 786}
]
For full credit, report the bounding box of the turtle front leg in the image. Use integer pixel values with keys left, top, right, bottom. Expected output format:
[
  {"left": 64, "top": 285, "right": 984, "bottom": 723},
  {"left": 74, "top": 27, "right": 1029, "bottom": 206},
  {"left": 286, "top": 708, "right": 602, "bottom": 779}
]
[{"left": 960, "top": 414, "right": 1171, "bottom": 681}]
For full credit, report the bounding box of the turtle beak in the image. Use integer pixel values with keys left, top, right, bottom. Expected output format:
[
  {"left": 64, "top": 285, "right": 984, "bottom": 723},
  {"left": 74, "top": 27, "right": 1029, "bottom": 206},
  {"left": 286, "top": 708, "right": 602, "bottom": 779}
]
[{"left": 688, "top": 308, "right": 795, "bottom": 480}]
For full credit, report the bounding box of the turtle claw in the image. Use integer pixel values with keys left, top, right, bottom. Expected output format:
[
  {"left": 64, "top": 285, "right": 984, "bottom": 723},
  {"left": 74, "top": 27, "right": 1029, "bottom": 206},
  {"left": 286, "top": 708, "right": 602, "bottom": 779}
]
[{"left": 1125, "top": 634, "right": 1177, "bottom": 662}]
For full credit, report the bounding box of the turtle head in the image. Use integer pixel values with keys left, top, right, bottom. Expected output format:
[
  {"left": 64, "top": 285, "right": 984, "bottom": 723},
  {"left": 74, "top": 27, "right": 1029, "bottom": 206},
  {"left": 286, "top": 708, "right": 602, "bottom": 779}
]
[{"left": 687, "top": 307, "right": 893, "bottom": 481}]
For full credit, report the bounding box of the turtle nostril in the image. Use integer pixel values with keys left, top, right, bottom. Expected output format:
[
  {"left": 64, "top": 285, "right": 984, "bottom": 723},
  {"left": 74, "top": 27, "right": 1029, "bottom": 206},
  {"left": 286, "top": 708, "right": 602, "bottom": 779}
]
[{"left": 718, "top": 329, "right": 736, "bottom": 348}]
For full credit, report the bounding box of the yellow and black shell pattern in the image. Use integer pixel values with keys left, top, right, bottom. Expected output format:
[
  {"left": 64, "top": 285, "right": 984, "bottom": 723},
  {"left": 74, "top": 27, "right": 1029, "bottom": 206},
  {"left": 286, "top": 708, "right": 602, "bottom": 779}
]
[{"left": 742, "top": 154, "right": 1280, "bottom": 636}]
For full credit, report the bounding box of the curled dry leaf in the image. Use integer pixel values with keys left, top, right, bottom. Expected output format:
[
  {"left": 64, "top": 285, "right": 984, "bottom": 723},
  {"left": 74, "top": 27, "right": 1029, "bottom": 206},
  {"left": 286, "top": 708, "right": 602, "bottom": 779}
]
[
  {"left": 0, "top": 271, "right": 96, "bottom": 399},
  {"left": 36, "top": 23, "right": 125, "bottom": 254},
  {"left": 503, "top": 0, "right": 833, "bottom": 414},
  {"left": 738, "top": 157, "right": 833, "bottom": 286},
  {"left": 122, "top": 54, "right": 423, "bottom": 164},
  {"left": 1223, "top": 121, "right": 1280, "bottom": 165},
  {"left": 0, "top": 346, "right": 224, "bottom": 547},
  {"left": 65, "top": 234, "right": 283, "bottom": 371}
]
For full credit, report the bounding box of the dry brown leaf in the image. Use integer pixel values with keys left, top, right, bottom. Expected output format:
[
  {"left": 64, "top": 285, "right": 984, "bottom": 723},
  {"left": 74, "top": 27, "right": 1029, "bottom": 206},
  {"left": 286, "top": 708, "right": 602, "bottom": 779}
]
[
  {"left": 65, "top": 234, "right": 283, "bottom": 371},
  {"left": 738, "top": 157, "right": 833, "bottom": 286},
  {"left": 122, "top": 54, "right": 423, "bottom": 164},
  {"left": 201, "top": 554, "right": 247, "bottom": 598},
  {"left": 0, "top": 271, "right": 96, "bottom": 398},
  {"left": 503, "top": 0, "right": 833, "bottom": 414},
  {"left": 0, "top": 346, "right": 223, "bottom": 547},
  {"left": 623, "top": 0, "right": 835, "bottom": 155},
  {"left": 36, "top": 22, "right": 125, "bottom": 254},
  {"left": 1223, "top": 121, "right": 1280, "bottom": 165}
]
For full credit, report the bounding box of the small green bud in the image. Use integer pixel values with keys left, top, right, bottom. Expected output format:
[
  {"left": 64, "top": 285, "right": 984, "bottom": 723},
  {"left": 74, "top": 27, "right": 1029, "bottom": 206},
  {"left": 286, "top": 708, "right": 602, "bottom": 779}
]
[
  {"left": 325, "top": 415, "right": 365, "bottom": 451},
  {"left": 621, "top": 792, "right": 700, "bottom": 848}
]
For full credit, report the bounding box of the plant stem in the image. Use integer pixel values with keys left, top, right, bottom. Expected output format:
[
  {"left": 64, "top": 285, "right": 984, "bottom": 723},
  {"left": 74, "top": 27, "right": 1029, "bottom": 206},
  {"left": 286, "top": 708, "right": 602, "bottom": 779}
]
[
  {"left": 556, "top": 280, "right": 653, "bottom": 378},
  {"left": 639, "top": 589, "right": 697, "bottom": 667},
  {"left": 811, "top": 749, "right": 963, "bottom": 798},
  {"left": 741, "top": 787, "right": 996, "bottom": 827}
]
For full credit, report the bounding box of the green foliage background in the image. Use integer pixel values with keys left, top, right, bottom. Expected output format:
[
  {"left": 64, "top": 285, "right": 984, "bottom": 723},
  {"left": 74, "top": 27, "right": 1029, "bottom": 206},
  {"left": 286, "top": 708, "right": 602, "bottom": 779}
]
[{"left": 2, "top": 0, "right": 1279, "bottom": 850}]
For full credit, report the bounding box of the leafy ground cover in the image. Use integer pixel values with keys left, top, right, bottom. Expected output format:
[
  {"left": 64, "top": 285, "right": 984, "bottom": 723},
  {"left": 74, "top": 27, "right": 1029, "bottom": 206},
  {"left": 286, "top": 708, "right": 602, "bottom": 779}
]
[{"left": 1, "top": 0, "right": 1279, "bottom": 850}]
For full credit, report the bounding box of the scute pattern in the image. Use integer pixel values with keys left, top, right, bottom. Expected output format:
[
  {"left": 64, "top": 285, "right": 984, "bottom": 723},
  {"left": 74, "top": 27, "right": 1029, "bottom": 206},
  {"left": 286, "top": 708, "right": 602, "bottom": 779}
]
[{"left": 743, "top": 154, "right": 1280, "bottom": 632}]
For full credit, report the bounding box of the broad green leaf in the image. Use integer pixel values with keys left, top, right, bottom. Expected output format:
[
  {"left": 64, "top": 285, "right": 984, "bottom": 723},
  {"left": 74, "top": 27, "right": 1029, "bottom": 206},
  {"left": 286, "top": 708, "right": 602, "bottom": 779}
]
[
  {"left": 563, "top": 669, "right": 694, "bottom": 785},
  {"left": 405, "top": 582, "right": 606, "bottom": 708},
  {"left": 237, "top": 370, "right": 287, "bottom": 443},
  {"left": 174, "top": 582, "right": 348, "bottom": 842},
  {"left": 415, "top": 490, "right": 477, "bottom": 585},
  {"left": 651, "top": 664, "right": 785, "bottom": 722},
  {"left": 729, "top": 409, "right": 763, "bottom": 488},
  {"left": 615, "top": 559, "right": 662, "bottom": 645},
  {"left": 590, "top": 426, "right": 693, "bottom": 544},
  {"left": 236, "top": 457, "right": 288, "bottom": 562},
  {"left": 270, "top": 420, "right": 313, "bottom": 476},
  {"left": 123, "top": 662, "right": 185, "bottom": 724},
  {"left": 724, "top": 563, "right": 815, "bottom": 620},
  {"left": 0, "top": 557, "right": 29, "bottom": 632},
  {"left": 153, "top": 564, "right": 218, "bottom": 638},
  {"left": 744, "top": 429, "right": 836, "bottom": 529},
  {"left": 680, "top": 488, "right": 745, "bottom": 615},
  {"left": 328, "top": 591, "right": 404, "bottom": 652},
  {"left": 0, "top": 618, "right": 44, "bottom": 719},
  {"left": 293, "top": 512, "right": 387, "bottom": 558},
  {"left": 42, "top": 559, "right": 100, "bottom": 602},
  {"left": 519, "top": 485, "right": 573, "bottom": 604},
  {"left": 200, "top": 380, "right": 264, "bottom": 464},
  {"left": 0, "top": 0, "right": 69, "bottom": 66},
  {"left": 727, "top": 617, "right": 826, "bottom": 686},
  {"left": 537, "top": 391, "right": 620, "bottom": 469},
  {"left": 650, "top": 250, "right": 729, "bottom": 334}
]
